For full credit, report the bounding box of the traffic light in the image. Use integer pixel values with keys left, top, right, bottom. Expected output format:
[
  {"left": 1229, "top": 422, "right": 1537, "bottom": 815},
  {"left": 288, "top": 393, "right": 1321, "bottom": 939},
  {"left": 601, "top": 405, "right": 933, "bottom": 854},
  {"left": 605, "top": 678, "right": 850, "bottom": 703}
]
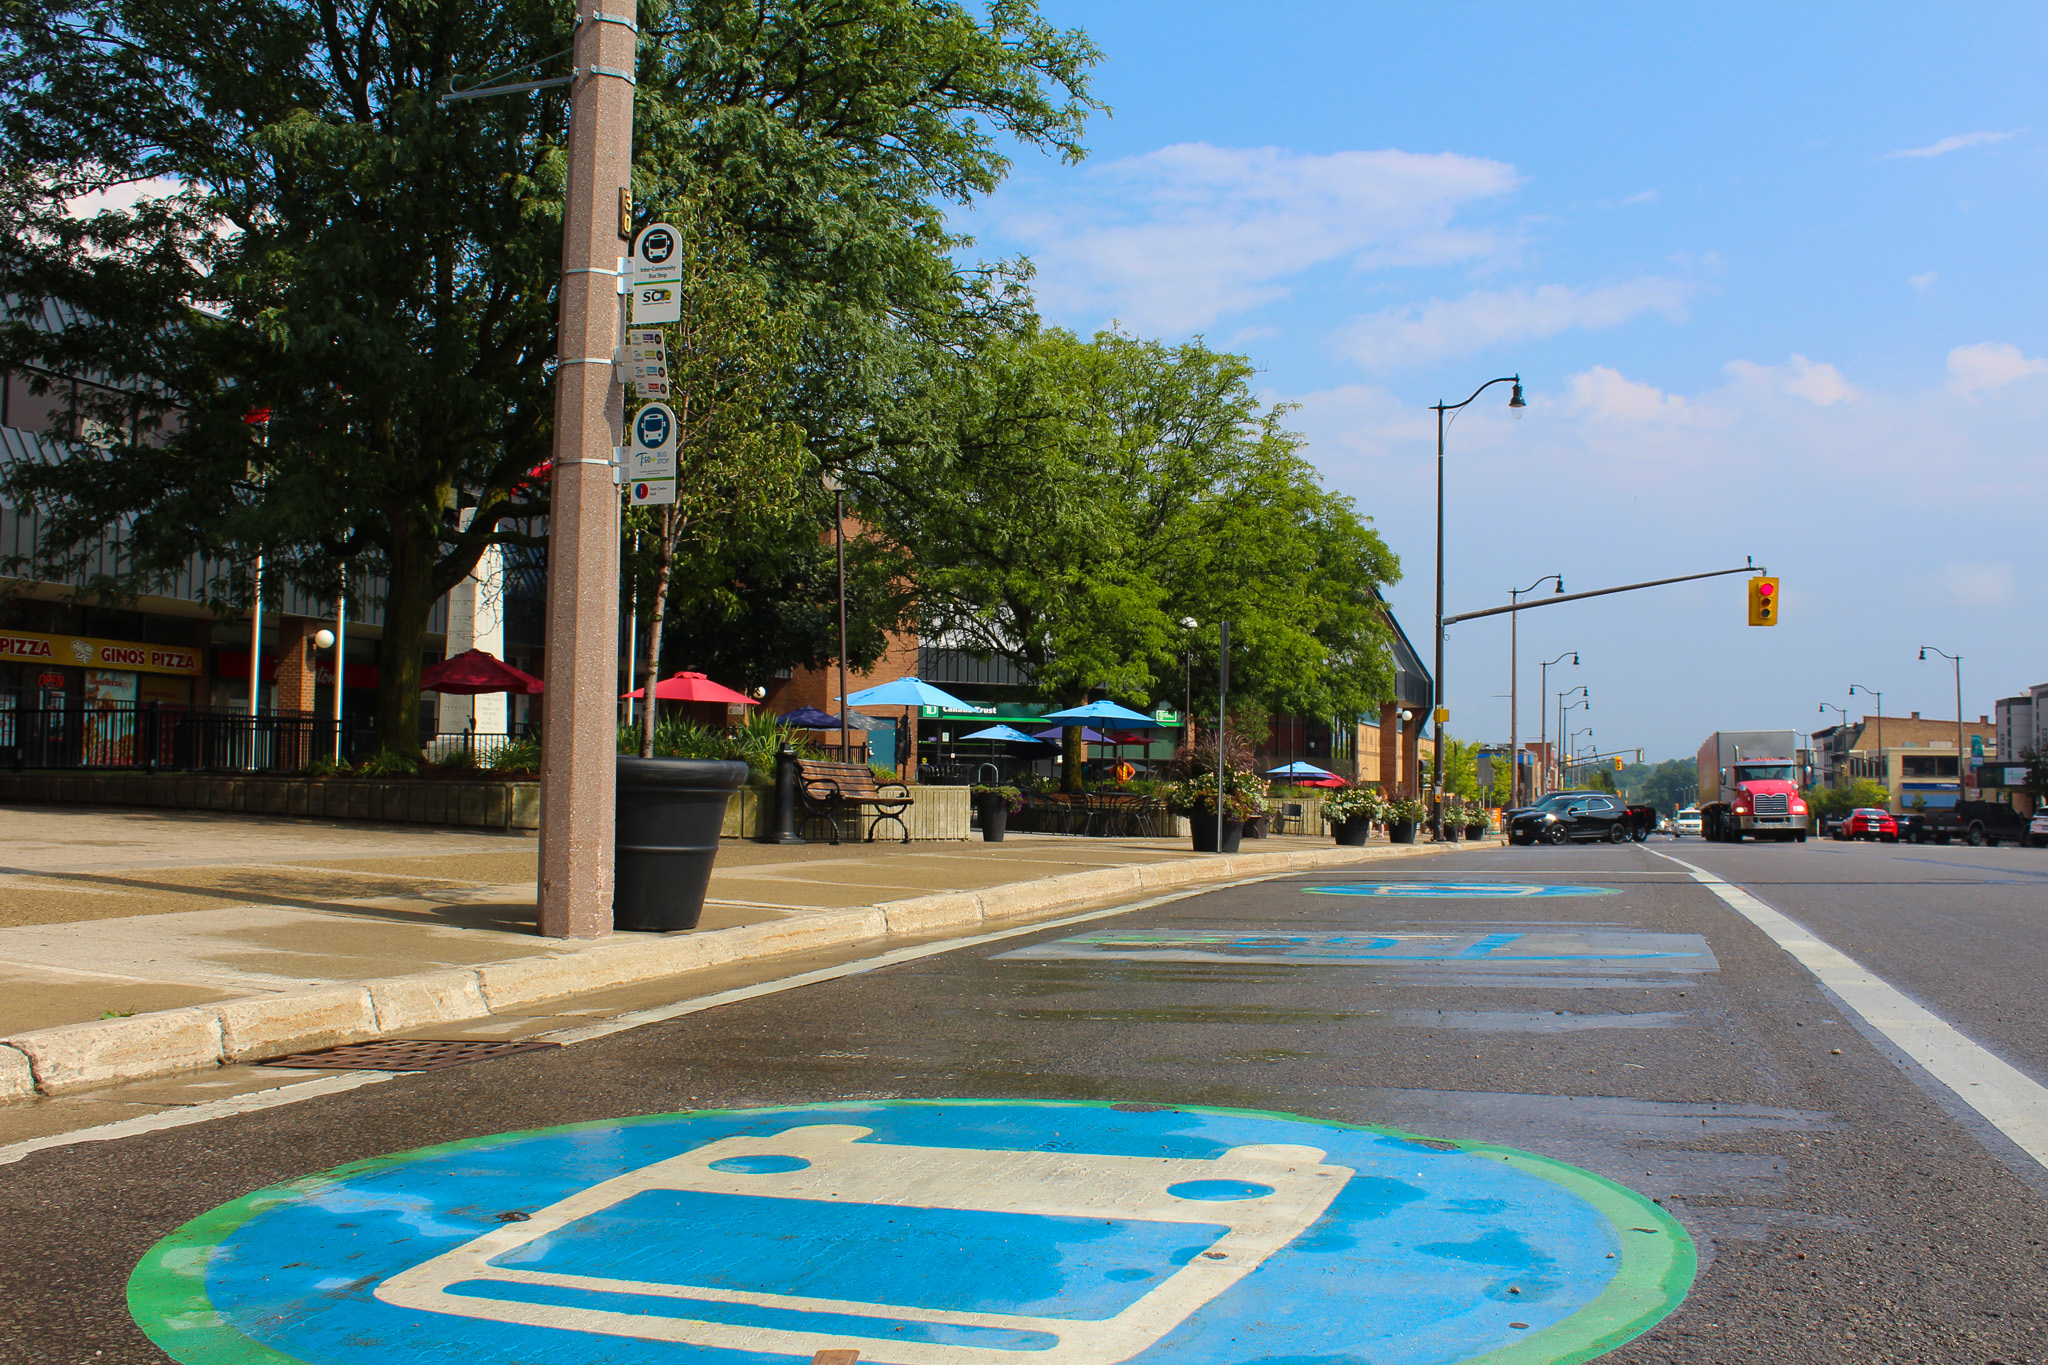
[
  {"left": 1613, "top": 756, "right": 1624, "bottom": 771},
  {"left": 1747, "top": 576, "right": 1779, "bottom": 626}
]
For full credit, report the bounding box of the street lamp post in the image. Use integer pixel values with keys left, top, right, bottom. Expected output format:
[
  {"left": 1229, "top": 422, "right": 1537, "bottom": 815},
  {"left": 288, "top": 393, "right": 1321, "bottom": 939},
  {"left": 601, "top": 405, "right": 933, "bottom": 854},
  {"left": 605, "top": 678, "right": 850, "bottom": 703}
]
[
  {"left": 1431, "top": 376, "right": 1524, "bottom": 841},
  {"left": 1849, "top": 684, "right": 1883, "bottom": 794},
  {"left": 1508, "top": 576, "right": 1563, "bottom": 806},
  {"left": 1537, "top": 651, "right": 1577, "bottom": 797},
  {"left": 1560, "top": 691, "right": 1589, "bottom": 784},
  {"left": 1818, "top": 701, "right": 1849, "bottom": 787},
  {"left": 1919, "top": 647, "right": 1965, "bottom": 798},
  {"left": 824, "top": 473, "right": 849, "bottom": 761}
]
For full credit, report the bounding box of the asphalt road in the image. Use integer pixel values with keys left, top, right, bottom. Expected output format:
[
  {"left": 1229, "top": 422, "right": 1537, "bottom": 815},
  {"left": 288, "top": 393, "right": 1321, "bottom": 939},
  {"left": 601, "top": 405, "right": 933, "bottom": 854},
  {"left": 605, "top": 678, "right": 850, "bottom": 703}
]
[{"left": 7, "top": 838, "right": 2048, "bottom": 1364}]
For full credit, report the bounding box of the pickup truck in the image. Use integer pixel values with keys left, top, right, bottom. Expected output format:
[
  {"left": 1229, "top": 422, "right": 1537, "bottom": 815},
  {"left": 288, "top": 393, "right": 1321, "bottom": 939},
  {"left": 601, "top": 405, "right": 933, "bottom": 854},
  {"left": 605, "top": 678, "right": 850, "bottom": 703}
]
[{"left": 1915, "top": 800, "right": 2036, "bottom": 847}]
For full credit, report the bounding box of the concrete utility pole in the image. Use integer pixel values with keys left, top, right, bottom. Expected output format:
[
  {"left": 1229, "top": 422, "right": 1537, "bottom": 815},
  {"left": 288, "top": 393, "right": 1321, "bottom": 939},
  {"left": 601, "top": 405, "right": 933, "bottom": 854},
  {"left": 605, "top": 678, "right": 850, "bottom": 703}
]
[{"left": 538, "top": 0, "right": 635, "bottom": 939}]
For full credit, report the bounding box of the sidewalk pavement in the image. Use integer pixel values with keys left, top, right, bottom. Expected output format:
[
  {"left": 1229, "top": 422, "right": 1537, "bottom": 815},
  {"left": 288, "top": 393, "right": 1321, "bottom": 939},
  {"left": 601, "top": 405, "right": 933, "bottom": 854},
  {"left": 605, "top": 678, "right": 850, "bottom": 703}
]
[{"left": 0, "top": 804, "right": 1465, "bottom": 1112}]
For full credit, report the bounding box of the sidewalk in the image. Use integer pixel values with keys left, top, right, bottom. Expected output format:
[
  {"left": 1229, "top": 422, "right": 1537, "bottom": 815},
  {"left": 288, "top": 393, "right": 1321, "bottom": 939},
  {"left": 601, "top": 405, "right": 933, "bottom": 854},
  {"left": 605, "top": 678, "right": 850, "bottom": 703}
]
[{"left": 0, "top": 805, "right": 1463, "bottom": 1107}]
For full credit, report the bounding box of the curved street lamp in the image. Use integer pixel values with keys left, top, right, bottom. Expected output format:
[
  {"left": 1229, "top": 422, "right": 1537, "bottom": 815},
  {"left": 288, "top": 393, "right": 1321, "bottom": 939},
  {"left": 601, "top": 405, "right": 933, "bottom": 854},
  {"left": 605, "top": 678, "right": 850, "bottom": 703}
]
[
  {"left": 1508, "top": 576, "right": 1563, "bottom": 804},
  {"left": 1919, "top": 647, "right": 1965, "bottom": 796},
  {"left": 1538, "top": 650, "right": 1578, "bottom": 796},
  {"left": 1431, "top": 375, "right": 1525, "bottom": 839},
  {"left": 1849, "top": 684, "right": 1883, "bottom": 791},
  {"left": 1817, "top": 700, "right": 1850, "bottom": 788}
]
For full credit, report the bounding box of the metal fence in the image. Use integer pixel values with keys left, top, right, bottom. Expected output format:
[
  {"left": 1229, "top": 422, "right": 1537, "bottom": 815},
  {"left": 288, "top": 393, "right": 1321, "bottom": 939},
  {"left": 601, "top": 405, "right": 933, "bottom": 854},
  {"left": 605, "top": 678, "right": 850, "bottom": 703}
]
[
  {"left": 423, "top": 729, "right": 534, "bottom": 769},
  {"left": 0, "top": 702, "right": 374, "bottom": 773}
]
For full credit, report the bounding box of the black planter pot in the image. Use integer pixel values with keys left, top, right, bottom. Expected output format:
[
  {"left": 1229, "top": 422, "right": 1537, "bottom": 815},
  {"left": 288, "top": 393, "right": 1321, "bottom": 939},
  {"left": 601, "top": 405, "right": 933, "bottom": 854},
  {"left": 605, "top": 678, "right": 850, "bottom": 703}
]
[
  {"left": 1333, "top": 815, "right": 1373, "bottom": 847},
  {"left": 1388, "top": 818, "right": 1418, "bottom": 845},
  {"left": 614, "top": 756, "right": 751, "bottom": 932},
  {"left": 976, "top": 792, "right": 1009, "bottom": 842},
  {"left": 1190, "top": 814, "right": 1244, "bottom": 854},
  {"left": 1465, "top": 823, "right": 1488, "bottom": 841}
]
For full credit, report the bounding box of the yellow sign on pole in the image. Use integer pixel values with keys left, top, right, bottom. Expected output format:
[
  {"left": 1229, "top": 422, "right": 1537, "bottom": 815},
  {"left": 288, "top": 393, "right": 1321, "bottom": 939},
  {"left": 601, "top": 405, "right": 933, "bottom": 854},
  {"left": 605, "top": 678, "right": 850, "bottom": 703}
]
[{"left": 1433, "top": 706, "right": 1449, "bottom": 724}]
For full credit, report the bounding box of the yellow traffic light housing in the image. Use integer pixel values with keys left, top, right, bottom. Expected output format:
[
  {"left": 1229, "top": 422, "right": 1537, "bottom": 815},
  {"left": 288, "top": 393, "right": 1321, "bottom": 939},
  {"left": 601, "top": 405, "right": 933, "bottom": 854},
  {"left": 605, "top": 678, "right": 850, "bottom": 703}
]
[
  {"left": 1613, "top": 756, "right": 1624, "bottom": 771},
  {"left": 1748, "top": 575, "right": 1780, "bottom": 626}
]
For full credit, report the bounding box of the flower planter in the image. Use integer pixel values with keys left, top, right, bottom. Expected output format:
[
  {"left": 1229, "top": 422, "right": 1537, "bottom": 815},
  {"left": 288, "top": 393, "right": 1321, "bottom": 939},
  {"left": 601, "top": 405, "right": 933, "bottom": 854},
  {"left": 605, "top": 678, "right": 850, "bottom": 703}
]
[
  {"left": 614, "top": 756, "right": 751, "bottom": 932},
  {"left": 1333, "top": 815, "right": 1373, "bottom": 847},
  {"left": 1465, "top": 823, "right": 1488, "bottom": 841},
  {"left": 1190, "top": 815, "right": 1244, "bottom": 854},
  {"left": 1388, "top": 818, "right": 1418, "bottom": 845},
  {"left": 975, "top": 790, "right": 1009, "bottom": 843}
]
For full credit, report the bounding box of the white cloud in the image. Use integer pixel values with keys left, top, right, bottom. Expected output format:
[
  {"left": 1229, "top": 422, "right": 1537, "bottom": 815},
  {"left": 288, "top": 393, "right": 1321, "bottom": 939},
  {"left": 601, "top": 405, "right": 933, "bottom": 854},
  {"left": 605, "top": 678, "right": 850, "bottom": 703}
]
[
  {"left": 1336, "top": 278, "right": 1690, "bottom": 371},
  {"left": 1884, "top": 129, "right": 2020, "bottom": 159},
  {"left": 1938, "top": 562, "right": 2015, "bottom": 605},
  {"left": 1723, "top": 354, "right": 1860, "bottom": 406},
  {"left": 1909, "top": 271, "right": 1939, "bottom": 293},
  {"left": 973, "top": 143, "right": 1520, "bottom": 333},
  {"left": 1565, "top": 367, "right": 1701, "bottom": 425},
  {"left": 63, "top": 176, "right": 187, "bottom": 219},
  {"left": 1946, "top": 341, "right": 2048, "bottom": 396}
]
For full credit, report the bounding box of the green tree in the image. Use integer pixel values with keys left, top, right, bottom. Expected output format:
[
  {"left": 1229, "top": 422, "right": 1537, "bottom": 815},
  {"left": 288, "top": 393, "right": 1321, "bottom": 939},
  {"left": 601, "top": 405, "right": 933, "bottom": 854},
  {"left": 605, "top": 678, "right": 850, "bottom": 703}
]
[
  {"left": 1486, "top": 751, "right": 1515, "bottom": 808},
  {"left": 874, "top": 326, "right": 1400, "bottom": 789},
  {"left": 0, "top": 0, "right": 1101, "bottom": 755},
  {"left": 623, "top": 216, "right": 805, "bottom": 757}
]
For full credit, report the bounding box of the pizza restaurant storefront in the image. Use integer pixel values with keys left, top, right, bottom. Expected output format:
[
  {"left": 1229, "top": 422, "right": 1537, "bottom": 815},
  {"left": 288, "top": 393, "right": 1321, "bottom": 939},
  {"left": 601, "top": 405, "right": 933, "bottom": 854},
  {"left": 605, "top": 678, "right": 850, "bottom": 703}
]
[{"left": 0, "top": 628, "right": 206, "bottom": 752}]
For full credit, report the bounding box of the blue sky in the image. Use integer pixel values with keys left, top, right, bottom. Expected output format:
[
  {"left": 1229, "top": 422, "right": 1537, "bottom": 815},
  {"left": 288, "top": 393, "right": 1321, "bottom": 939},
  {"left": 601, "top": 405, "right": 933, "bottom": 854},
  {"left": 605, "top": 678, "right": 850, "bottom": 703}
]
[{"left": 960, "top": 0, "right": 2048, "bottom": 763}]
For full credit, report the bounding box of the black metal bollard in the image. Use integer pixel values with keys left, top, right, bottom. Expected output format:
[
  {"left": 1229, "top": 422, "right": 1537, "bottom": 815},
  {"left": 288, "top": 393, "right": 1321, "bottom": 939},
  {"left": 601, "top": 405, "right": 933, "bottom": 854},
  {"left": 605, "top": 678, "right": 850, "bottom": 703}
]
[{"left": 766, "top": 745, "right": 807, "bottom": 844}]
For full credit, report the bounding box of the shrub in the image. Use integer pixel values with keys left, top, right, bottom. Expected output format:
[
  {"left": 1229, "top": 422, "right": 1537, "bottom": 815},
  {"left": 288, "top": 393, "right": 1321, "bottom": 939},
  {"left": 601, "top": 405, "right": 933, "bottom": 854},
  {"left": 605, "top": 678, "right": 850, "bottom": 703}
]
[
  {"left": 488, "top": 737, "right": 542, "bottom": 773},
  {"left": 971, "top": 784, "right": 1025, "bottom": 812},
  {"left": 354, "top": 751, "right": 419, "bottom": 777}
]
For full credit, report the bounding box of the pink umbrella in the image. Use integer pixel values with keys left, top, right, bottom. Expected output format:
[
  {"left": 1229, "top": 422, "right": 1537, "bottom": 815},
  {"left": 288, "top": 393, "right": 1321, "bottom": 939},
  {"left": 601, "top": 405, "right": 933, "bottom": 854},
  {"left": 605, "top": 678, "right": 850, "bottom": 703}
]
[
  {"left": 620, "top": 670, "right": 756, "bottom": 705},
  {"left": 422, "top": 649, "right": 544, "bottom": 695}
]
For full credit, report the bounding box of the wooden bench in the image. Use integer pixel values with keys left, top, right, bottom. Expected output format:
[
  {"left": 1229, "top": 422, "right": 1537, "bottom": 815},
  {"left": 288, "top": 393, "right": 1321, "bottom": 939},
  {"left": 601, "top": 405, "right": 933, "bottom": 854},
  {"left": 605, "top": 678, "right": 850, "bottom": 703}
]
[{"left": 794, "top": 758, "right": 915, "bottom": 844}]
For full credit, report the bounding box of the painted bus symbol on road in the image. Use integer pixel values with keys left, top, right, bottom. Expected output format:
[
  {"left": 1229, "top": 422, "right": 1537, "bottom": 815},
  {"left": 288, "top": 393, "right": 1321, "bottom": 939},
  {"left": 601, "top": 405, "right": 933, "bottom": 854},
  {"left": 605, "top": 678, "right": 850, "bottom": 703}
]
[
  {"left": 999, "top": 928, "right": 1716, "bottom": 970},
  {"left": 1307, "top": 882, "right": 1619, "bottom": 898},
  {"left": 132, "top": 1101, "right": 1693, "bottom": 1365}
]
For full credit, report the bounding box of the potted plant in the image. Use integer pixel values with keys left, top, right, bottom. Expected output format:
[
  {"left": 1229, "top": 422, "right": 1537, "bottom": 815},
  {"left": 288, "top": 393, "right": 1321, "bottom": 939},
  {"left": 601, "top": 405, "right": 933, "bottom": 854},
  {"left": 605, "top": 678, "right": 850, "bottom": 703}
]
[
  {"left": 1167, "top": 767, "right": 1267, "bottom": 853},
  {"left": 971, "top": 784, "right": 1023, "bottom": 842},
  {"left": 1387, "top": 797, "right": 1427, "bottom": 844},
  {"left": 1322, "top": 786, "right": 1384, "bottom": 846},
  {"left": 1465, "top": 806, "right": 1491, "bottom": 841}
]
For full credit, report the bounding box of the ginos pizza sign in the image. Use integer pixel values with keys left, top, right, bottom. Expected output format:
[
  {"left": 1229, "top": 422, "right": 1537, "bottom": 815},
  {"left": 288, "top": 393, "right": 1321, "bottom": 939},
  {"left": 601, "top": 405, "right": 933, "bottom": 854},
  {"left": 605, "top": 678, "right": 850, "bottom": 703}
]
[
  {"left": 0, "top": 635, "right": 53, "bottom": 660},
  {"left": 0, "top": 631, "right": 200, "bottom": 676}
]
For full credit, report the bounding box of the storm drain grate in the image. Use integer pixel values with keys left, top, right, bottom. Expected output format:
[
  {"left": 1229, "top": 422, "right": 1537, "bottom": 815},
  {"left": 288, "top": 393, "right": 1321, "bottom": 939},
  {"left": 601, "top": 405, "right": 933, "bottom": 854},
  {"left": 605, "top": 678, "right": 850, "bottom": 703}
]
[{"left": 259, "top": 1038, "right": 561, "bottom": 1071}]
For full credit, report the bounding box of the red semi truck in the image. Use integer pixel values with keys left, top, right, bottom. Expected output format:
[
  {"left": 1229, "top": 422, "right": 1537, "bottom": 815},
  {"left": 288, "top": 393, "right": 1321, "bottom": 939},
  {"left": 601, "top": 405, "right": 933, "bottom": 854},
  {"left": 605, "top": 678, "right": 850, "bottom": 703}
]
[{"left": 1696, "top": 730, "right": 1811, "bottom": 842}]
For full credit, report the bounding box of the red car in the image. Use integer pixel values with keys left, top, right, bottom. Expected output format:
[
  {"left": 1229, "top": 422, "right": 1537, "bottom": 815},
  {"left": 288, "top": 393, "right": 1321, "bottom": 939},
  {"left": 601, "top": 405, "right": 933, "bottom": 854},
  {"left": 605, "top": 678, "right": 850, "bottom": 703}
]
[{"left": 1837, "top": 807, "right": 1898, "bottom": 842}]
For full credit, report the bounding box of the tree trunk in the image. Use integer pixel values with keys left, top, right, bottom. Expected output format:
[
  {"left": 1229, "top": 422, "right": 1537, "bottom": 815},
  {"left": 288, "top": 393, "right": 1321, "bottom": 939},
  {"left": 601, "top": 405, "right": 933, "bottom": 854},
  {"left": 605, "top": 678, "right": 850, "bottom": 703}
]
[
  {"left": 1061, "top": 723, "right": 1084, "bottom": 792},
  {"left": 638, "top": 508, "right": 681, "bottom": 758},
  {"left": 374, "top": 520, "right": 441, "bottom": 760}
]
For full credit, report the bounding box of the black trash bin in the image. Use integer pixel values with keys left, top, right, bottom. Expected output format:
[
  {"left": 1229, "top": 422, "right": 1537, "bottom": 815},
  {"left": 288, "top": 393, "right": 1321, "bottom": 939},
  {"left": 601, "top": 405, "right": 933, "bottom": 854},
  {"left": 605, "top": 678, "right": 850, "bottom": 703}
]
[{"left": 614, "top": 756, "right": 751, "bottom": 932}]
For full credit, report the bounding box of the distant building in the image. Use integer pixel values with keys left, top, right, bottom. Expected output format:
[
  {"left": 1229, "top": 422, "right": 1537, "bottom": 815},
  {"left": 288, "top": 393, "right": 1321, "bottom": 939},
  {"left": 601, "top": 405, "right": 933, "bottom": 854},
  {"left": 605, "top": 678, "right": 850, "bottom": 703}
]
[{"left": 1813, "top": 712, "right": 1996, "bottom": 813}]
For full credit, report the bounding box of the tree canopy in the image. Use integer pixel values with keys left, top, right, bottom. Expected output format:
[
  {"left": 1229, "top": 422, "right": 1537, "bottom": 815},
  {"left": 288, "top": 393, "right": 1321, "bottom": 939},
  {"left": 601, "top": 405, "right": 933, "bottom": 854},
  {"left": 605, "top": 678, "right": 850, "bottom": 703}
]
[
  {"left": 869, "top": 326, "right": 1401, "bottom": 728},
  {"left": 0, "top": 0, "right": 1101, "bottom": 752}
]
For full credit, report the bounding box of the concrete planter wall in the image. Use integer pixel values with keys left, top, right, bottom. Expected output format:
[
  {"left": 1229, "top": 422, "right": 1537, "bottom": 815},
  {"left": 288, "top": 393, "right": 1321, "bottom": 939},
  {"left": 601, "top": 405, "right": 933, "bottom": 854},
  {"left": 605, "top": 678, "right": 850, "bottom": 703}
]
[
  {"left": 0, "top": 770, "right": 540, "bottom": 831},
  {"left": 720, "top": 783, "right": 972, "bottom": 841}
]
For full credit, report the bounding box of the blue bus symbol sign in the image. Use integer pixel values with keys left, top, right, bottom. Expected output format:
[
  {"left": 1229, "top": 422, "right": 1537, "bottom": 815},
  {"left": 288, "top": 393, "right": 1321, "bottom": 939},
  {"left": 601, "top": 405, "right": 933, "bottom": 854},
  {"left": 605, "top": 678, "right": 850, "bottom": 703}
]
[
  {"left": 132, "top": 1100, "right": 1692, "bottom": 1365},
  {"left": 634, "top": 403, "right": 673, "bottom": 453}
]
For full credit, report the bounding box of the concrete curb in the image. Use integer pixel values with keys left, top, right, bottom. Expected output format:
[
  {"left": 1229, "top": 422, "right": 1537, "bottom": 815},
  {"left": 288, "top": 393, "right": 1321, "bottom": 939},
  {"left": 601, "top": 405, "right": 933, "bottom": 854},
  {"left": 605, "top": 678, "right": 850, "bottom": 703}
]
[{"left": 0, "top": 840, "right": 1455, "bottom": 1099}]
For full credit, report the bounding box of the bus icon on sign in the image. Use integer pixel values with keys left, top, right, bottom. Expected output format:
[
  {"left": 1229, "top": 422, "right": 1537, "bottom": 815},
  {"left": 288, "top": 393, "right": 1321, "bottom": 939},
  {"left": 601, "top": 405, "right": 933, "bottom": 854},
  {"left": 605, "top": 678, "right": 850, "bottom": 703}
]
[
  {"left": 636, "top": 224, "right": 677, "bottom": 266},
  {"left": 635, "top": 405, "right": 672, "bottom": 450}
]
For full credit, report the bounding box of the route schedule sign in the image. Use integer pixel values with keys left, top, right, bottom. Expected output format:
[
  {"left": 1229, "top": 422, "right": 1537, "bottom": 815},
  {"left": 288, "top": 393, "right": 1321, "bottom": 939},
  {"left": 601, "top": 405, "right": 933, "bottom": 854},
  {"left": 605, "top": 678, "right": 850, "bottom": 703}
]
[{"left": 131, "top": 1099, "right": 1692, "bottom": 1365}]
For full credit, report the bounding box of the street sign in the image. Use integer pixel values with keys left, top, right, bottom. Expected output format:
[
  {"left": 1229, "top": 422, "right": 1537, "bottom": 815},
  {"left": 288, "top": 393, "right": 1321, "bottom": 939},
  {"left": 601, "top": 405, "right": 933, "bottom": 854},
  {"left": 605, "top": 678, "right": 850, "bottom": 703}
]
[
  {"left": 618, "top": 327, "right": 669, "bottom": 397},
  {"left": 628, "top": 400, "right": 676, "bottom": 505},
  {"left": 630, "top": 221, "right": 683, "bottom": 324},
  {"left": 130, "top": 1099, "right": 1693, "bottom": 1365}
]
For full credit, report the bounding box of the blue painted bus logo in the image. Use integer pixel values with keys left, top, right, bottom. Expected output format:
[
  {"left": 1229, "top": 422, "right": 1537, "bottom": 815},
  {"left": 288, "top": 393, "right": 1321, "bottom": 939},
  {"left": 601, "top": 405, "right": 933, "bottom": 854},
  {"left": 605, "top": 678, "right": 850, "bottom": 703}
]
[
  {"left": 1306, "top": 882, "right": 1618, "bottom": 898},
  {"left": 131, "top": 1100, "right": 1694, "bottom": 1365}
]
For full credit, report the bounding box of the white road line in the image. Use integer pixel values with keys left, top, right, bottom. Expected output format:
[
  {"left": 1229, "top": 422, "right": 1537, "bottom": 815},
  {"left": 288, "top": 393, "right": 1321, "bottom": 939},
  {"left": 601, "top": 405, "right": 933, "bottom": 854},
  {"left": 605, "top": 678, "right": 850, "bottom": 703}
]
[
  {"left": 1656, "top": 849, "right": 2048, "bottom": 1172},
  {"left": 0, "top": 881, "right": 1251, "bottom": 1165}
]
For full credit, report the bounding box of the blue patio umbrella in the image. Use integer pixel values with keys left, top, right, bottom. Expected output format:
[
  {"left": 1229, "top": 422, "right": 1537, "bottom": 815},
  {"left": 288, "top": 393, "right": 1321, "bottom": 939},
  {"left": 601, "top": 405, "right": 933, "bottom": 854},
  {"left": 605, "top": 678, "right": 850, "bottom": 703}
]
[
  {"left": 1266, "top": 760, "right": 1337, "bottom": 779},
  {"left": 844, "top": 677, "right": 977, "bottom": 712},
  {"left": 1037, "top": 699, "right": 1166, "bottom": 727},
  {"left": 777, "top": 706, "right": 843, "bottom": 728},
  {"left": 961, "top": 724, "right": 1048, "bottom": 743}
]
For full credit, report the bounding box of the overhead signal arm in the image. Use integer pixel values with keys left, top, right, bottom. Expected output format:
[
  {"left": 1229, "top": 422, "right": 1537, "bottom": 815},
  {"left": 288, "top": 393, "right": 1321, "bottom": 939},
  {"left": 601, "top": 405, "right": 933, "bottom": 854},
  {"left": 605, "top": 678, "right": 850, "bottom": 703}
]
[{"left": 1444, "top": 561, "right": 1768, "bottom": 627}]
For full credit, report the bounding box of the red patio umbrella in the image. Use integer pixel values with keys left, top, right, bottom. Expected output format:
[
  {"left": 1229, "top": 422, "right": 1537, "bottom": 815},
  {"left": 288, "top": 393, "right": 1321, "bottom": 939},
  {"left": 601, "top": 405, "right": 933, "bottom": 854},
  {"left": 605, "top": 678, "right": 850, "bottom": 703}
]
[
  {"left": 619, "top": 670, "right": 757, "bottom": 705},
  {"left": 421, "top": 649, "right": 544, "bottom": 695}
]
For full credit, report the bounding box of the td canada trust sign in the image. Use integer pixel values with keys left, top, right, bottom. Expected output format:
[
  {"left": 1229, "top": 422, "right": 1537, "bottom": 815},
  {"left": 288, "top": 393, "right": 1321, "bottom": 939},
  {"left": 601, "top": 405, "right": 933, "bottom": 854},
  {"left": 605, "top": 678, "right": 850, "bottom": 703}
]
[{"left": 0, "top": 629, "right": 202, "bottom": 677}]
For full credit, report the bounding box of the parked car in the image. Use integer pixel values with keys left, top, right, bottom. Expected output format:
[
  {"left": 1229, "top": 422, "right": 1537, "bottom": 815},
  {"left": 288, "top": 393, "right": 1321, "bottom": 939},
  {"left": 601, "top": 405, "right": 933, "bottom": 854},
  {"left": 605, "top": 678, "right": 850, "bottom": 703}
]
[
  {"left": 2032, "top": 809, "right": 2048, "bottom": 849},
  {"left": 1894, "top": 812, "right": 1929, "bottom": 844},
  {"left": 1838, "top": 808, "right": 1898, "bottom": 842},
  {"left": 1919, "top": 799, "right": 2037, "bottom": 847},
  {"left": 1673, "top": 807, "right": 1703, "bottom": 838}
]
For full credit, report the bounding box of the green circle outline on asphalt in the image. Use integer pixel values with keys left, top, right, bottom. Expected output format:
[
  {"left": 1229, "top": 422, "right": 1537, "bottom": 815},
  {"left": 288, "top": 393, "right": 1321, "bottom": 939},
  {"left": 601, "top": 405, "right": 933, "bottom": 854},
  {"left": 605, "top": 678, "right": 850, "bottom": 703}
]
[{"left": 128, "top": 1098, "right": 1694, "bottom": 1365}]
